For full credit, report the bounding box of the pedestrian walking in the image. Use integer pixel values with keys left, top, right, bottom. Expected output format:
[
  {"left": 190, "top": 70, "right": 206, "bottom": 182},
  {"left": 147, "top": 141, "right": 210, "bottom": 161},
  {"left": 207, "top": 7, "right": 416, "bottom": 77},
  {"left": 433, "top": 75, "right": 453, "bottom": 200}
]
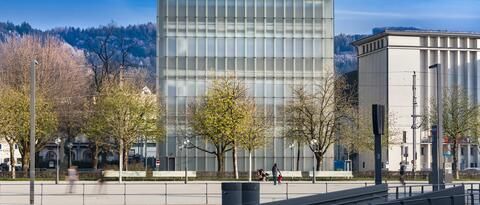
[
  {"left": 272, "top": 163, "right": 281, "bottom": 185},
  {"left": 399, "top": 162, "right": 406, "bottom": 186},
  {"left": 67, "top": 166, "right": 78, "bottom": 193},
  {"left": 97, "top": 169, "right": 106, "bottom": 193}
]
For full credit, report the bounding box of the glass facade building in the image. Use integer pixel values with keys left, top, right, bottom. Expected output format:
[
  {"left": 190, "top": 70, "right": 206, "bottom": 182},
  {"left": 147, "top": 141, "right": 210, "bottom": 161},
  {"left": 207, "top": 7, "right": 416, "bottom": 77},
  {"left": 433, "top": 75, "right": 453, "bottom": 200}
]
[{"left": 157, "top": 0, "right": 334, "bottom": 171}]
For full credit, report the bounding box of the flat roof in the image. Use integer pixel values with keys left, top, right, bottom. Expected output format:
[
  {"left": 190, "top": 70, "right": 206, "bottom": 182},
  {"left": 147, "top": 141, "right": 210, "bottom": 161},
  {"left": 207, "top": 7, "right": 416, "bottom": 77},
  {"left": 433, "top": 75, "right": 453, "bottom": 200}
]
[{"left": 352, "top": 30, "right": 480, "bottom": 46}]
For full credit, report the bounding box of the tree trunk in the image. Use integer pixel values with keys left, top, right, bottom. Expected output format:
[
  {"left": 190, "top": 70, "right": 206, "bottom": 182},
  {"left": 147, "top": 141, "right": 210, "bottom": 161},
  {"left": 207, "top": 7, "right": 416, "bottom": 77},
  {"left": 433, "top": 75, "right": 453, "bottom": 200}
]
[
  {"left": 248, "top": 151, "right": 252, "bottom": 182},
  {"left": 21, "top": 152, "right": 29, "bottom": 173},
  {"left": 119, "top": 140, "right": 123, "bottom": 182},
  {"left": 233, "top": 145, "right": 239, "bottom": 179},
  {"left": 315, "top": 153, "right": 322, "bottom": 171},
  {"left": 217, "top": 153, "right": 225, "bottom": 177},
  {"left": 296, "top": 142, "right": 301, "bottom": 171},
  {"left": 452, "top": 141, "right": 459, "bottom": 179},
  {"left": 9, "top": 143, "right": 16, "bottom": 179},
  {"left": 92, "top": 144, "right": 99, "bottom": 171},
  {"left": 123, "top": 146, "right": 129, "bottom": 171}
]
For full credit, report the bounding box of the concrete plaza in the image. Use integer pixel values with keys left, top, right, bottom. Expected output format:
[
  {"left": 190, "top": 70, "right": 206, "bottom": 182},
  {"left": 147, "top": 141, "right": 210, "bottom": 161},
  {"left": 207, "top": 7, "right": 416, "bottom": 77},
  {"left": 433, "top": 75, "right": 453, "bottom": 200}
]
[{"left": 0, "top": 180, "right": 474, "bottom": 205}]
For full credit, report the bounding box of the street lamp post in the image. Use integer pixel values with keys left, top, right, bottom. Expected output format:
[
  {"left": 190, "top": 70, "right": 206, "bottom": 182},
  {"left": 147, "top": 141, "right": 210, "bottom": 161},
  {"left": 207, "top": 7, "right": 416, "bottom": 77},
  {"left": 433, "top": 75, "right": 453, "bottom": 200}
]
[
  {"left": 55, "top": 138, "right": 61, "bottom": 184},
  {"left": 311, "top": 139, "right": 318, "bottom": 184},
  {"left": 180, "top": 139, "right": 190, "bottom": 184},
  {"left": 67, "top": 142, "right": 73, "bottom": 168},
  {"left": 30, "top": 60, "right": 38, "bottom": 205},
  {"left": 429, "top": 63, "right": 444, "bottom": 191},
  {"left": 289, "top": 143, "right": 295, "bottom": 171},
  {"left": 144, "top": 136, "right": 148, "bottom": 172}
]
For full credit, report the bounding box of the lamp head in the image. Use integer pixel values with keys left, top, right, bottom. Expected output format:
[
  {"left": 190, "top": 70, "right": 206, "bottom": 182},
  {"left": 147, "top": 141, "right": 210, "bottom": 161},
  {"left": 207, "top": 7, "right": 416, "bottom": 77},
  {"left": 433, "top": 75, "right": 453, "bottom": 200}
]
[{"left": 429, "top": 64, "right": 440, "bottom": 69}]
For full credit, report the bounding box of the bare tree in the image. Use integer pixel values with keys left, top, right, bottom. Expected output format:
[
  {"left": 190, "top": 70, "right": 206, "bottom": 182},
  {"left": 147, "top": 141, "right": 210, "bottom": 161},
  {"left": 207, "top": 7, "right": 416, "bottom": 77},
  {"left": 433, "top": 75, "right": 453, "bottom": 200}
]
[
  {"left": 285, "top": 73, "right": 356, "bottom": 171},
  {"left": 0, "top": 35, "right": 90, "bottom": 171},
  {"left": 427, "top": 87, "right": 479, "bottom": 179}
]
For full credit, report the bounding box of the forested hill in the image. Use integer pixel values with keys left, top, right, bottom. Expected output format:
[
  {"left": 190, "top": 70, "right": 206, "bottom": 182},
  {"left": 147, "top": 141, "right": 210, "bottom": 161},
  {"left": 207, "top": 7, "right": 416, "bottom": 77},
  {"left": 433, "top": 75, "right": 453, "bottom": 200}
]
[{"left": 0, "top": 22, "right": 419, "bottom": 74}]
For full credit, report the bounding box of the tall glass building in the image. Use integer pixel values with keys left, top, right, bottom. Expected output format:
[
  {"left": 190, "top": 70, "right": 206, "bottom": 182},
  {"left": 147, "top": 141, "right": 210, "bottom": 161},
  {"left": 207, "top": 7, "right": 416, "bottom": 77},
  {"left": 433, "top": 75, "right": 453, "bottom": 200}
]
[{"left": 157, "top": 0, "right": 334, "bottom": 171}]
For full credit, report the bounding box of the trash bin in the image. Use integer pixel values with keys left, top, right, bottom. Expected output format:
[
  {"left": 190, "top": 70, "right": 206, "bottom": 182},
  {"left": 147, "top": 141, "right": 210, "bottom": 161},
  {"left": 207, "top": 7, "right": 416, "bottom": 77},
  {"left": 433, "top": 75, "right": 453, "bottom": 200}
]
[
  {"left": 242, "top": 183, "right": 260, "bottom": 205},
  {"left": 222, "top": 183, "right": 242, "bottom": 205}
]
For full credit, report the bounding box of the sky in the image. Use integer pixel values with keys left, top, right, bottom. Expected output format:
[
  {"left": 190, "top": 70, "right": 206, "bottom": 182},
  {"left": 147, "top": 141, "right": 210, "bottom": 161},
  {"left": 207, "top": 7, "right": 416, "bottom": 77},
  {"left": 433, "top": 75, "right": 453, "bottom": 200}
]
[{"left": 0, "top": 0, "right": 479, "bottom": 35}]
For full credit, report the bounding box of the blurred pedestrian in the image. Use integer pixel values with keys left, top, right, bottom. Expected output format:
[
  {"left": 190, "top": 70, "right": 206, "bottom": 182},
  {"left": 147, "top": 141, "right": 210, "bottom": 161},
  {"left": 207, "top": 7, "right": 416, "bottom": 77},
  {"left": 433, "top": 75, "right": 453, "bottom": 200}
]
[
  {"left": 67, "top": 166, "right": 78, "bottom": 193},
  {"left": 97, "top": 169, "right": 106, "bottom": 193}
]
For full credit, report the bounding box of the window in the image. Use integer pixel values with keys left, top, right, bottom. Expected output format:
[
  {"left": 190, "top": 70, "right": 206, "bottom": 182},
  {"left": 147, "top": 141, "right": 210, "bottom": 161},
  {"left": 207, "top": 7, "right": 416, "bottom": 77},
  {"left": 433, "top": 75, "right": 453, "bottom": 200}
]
[
  {"left": 237, "top": 38, "right": 245, "bottom": 57},
  {"left": 285, "top": 39, "right": 293, "bottom": 57},
  {"left": 285, "top": 0, "right": 294, "bottom": 18},
  {"left": 420, "top": 147, "right": 424, "bottom": 156},
  {"left": 256, "top": 38, "right": 264, "bottom": 58},
  {"left": 188, "top": 38, "right": 196, "bottom": 56},
  {"left": 207, "top": 38, "right": 215, "bottom": 57},
  {"left": 15, "top": 144, "right": 18, "bottom": 149},
  {"left": 0, "top": 144, "right": 2, "bottom": 150},
  {"left": 168, "top": 0, "right": 176, "bottom": 16},
  {"left": 275, "top": 39, "right": 284, "bottom": 58},
  {"left": 226, "top": 38, "right": 235, "bottom": 57},
  {"left": 275, "top": 0, "right": 284, "bottom": 18},
  {"left": 294, "top": 0, "right": 303, "bottom": 18},
  {"left": 218, "top": 38, "right": 225, "bottom": 57},
  {"left": 237, "top": 0, "right": 245, "bottom": 18},
  {"left": 461, "top": 147, "right": 465, "bottom": 156},
  {"left": 266, "top": 38, "right": 274, "bottom": 57},
  {"left": 256, "top": 0, "right": 264, "bottom": 17},
  {"left": 362, "top": 162, "right": 365, "bottom": 169},
  {"left": 177, "top": 38, "right": 188, "bottom": 56},
  {"left": 167, "top": 38, "right": 176, "bottom": 56},
  {"left": 295, "top": 39, "right": 303, "bottom": 58},
  {"left": 247, "top": 38, "right": 255, "bottom": 58}
]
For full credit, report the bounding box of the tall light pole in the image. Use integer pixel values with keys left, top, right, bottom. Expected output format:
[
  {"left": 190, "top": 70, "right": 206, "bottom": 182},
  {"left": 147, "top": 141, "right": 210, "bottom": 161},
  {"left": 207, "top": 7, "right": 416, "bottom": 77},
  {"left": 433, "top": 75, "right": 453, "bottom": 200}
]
[
  {"left": 311, "top": 139, "right": 318, "bottom": 184},
  {"left": 55, "top": 138, "right": 61, "bottom": 184},
  {"left": 67, "top": 142, "right": 73, "bottom": 168},
  {"left": 429, "top": 63, "right": 444, "bottom": 191},
  {"left": 144, "top": 136, "right": 148, "bottom": 172},
  {"left": 180, "top": 138, "right": 190, "bottom": 184},
  {"left": 289, "top": 143, "right": 295, "bottom": 171},
  {"left": 30, "top": 60, "right": 38, "bottom": 205}
]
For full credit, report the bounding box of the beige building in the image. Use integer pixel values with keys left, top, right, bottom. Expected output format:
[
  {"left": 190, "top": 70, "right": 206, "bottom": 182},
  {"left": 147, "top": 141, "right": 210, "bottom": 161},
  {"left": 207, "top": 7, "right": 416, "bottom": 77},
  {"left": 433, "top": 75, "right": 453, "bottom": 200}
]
[{"left": 353, "top": 30, "right": 480, "bottom": 172}]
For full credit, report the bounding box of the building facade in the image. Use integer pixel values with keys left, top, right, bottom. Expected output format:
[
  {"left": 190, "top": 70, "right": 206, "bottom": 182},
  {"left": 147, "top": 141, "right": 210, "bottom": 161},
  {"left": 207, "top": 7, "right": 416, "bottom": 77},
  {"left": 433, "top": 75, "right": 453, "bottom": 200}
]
[
  {"left": 0, "top": 140, "right": 21, "bottom": 171},
  {"left": 353, "top": 31, "right": 480, "bottom": 172},
  {"left": 156, "top": 0, "right": 334, "bottom": 171}
]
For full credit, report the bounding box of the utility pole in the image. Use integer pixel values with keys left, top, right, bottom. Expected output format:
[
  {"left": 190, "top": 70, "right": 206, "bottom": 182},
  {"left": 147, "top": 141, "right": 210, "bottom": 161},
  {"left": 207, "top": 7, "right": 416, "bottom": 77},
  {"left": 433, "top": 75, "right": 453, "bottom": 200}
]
[
  {"left": 30, "top": 60, "right": 38, "bottom": 205},
  {"left": 411, "top": 72, "right": 422, "bottom": 179}
]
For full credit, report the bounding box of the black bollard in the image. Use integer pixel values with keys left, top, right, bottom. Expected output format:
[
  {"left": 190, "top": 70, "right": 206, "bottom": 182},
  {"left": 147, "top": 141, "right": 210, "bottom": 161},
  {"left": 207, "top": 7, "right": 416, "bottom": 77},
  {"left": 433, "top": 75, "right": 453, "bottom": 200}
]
[
  {"left": 242, "top": 183, "right": 260, "bottom": 205},
  {"left": 222, "top": 183, "right": 242, "bottom": 205}
]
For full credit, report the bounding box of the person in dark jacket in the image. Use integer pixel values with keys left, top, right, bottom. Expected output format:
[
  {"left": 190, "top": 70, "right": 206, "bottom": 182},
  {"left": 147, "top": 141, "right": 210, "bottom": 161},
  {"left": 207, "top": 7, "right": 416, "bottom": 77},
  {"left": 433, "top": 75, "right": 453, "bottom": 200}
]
[
  {"left": 272, "top": 163, "right": 281, "bottom": 185},
  {"left": 399, "top": 162, "right": 406, "bottom": 185}
]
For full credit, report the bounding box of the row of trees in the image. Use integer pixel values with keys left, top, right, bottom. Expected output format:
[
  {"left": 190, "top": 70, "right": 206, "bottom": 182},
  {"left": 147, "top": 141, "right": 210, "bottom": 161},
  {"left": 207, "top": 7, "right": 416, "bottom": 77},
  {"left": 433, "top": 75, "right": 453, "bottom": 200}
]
[
  {"left": 0, "top": 34, "right": 163, "bottom": 179},
  {"left": 185, "top": 74, "right": 389, "bottom": 177}
]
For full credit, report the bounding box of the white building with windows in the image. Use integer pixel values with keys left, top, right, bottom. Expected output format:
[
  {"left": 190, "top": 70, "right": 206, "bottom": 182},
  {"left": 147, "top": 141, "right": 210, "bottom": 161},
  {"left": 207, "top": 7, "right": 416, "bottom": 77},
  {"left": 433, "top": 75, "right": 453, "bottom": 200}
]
[
  {"left": 156, "top": 0, "right": 335, "bottom": 172},
  {"left": 0, "top": 140, "right": 22, "bottom": 170},
  {"left": 353, "top": 30, "right": 480, "bottom": 172}
]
